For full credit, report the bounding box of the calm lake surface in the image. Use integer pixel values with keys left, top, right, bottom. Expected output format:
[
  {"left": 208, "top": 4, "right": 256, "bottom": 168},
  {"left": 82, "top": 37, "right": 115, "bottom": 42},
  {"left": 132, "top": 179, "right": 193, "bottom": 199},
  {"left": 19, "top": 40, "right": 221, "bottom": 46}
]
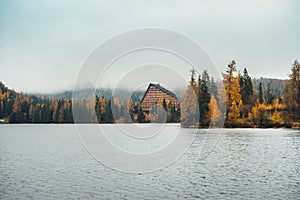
[{"left": 0, "top": 124, "right": 299, "bottom": 199}]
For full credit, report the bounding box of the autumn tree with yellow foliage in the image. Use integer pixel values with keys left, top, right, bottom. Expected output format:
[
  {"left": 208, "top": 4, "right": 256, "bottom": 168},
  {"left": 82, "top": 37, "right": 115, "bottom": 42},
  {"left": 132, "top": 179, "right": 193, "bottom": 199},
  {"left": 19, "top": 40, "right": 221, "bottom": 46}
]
[
  {"left": 207, "top": 95, "right": 221, "bottom": 126},
  {"left": 222, "top": 60, "right": 243, "bottom": 126}
]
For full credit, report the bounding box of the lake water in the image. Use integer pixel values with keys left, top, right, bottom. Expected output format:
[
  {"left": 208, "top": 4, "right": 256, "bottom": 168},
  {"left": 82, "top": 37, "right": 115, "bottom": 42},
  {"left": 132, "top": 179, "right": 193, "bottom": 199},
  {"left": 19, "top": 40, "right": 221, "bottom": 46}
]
[{"left": 0, "top": 125, "right": 299, "bottom": 199}]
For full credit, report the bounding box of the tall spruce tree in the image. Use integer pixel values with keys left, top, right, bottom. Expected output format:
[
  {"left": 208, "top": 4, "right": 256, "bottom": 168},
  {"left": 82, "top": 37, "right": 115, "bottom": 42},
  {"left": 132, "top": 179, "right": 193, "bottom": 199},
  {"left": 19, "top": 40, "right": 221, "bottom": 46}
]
[
  {"left": 258, "top": 82, "right": 264, "bottom": 104},
  {"left": 198, "top": 71, "right": 211, "bottom": 125},
  {"left": 265, "top": 83, "right": 275, "bottom": 105},
  {"left": 240, "top": 68, "right": 253, "bottom": 105},
  {"left": 105, "top": 99, "right": 114, "bottom": 123}
]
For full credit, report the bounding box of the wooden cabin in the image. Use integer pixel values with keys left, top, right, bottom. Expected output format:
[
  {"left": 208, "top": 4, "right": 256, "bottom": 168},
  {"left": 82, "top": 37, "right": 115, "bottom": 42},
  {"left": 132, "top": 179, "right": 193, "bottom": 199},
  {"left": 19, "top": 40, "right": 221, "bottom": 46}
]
[{"left": 140, "top": 83, "right": 179, "bottom": 112}]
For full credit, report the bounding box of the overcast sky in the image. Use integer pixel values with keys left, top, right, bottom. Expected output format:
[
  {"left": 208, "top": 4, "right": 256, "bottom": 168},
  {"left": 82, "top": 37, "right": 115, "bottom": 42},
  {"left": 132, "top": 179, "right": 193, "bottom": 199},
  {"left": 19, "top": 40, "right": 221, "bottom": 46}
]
[{"left": 0, "top": 0, "right": 299, "bottom": 93}]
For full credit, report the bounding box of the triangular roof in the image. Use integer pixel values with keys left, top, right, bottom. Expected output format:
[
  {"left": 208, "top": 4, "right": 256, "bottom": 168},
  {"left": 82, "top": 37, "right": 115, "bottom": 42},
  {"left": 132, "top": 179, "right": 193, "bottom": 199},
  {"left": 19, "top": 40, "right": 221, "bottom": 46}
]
[{"left": 141, "top": 83, "right": 178, "bottom": 103}]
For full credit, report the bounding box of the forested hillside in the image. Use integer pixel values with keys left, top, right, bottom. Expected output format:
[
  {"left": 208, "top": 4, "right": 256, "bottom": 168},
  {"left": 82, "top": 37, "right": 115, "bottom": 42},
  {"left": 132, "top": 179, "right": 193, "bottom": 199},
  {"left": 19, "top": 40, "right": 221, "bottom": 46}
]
[
  {"left": 253, "top": 78, "right": 287, "bottom": 101},
  {"left": 1, "top": 59, "right": 299, "bottom": 127},
  {"left": 0, "top": 82, "right": 73, "bottom": 123},
  {"left": 0, "top": 82, "right": 180, "bottom": 123},
  {"left": 38, "top": 88, "right": 145, "bottom": 102}
]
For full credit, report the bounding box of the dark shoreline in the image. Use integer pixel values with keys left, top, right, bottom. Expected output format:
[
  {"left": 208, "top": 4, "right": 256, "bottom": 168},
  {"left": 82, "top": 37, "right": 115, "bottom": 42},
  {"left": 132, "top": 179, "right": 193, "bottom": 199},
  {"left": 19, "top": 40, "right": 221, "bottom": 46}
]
[{"left": 1, "top": 123, "right": 300, "bottom": 129}]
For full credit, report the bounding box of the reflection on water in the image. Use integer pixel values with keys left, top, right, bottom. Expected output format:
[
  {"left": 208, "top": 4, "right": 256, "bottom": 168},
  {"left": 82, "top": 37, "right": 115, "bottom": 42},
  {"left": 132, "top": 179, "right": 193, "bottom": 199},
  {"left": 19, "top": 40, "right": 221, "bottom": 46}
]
[{"left": 0, "top": 125, "right": 299, "bottom": 199}]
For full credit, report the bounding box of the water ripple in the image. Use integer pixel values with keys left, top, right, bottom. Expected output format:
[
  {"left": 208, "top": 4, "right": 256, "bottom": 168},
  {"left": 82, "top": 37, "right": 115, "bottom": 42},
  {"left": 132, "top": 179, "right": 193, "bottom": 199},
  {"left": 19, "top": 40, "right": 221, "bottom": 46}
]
[{"left": 0, "top": 125, "right": 300, "bottom": 199}]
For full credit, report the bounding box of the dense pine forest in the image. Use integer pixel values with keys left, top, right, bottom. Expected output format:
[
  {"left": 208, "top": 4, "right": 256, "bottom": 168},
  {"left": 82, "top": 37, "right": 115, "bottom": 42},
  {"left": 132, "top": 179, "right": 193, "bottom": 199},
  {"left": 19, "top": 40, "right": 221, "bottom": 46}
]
[{"left": 1, "top": 59, "right": 299, "bottom": 128}]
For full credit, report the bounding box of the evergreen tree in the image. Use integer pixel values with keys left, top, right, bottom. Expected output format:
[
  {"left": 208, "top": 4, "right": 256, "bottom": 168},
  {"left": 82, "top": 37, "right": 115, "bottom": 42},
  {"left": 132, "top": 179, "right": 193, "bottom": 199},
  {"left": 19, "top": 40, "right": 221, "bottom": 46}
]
[
  {"left": 265, "top": 83, "right": 275, "bottom": 105},
  {"left": 169, "top": 104, "right": 176, "bottom": 122},
  {"left": 65, "top": 102, "right": 74, "bottom": 123},
  {"left": 162, "top": 99, "right": 167, "bottom": 111},
  {"left": 198, "top": 72, "right": 210, "bottom": 125},
  {"left": 95, "top": 95, "right": 101, "bottom": 123},
  {"left": 258, "top": 82, "right": 264, "bottom": 104},
  {"left": 137, "top": 105, "right": 145, "bottom": 123},
  {"left": 240, "top": 68, "right": 253, "bottom": 105},
  {"left": 190, "top": 67, "right": 197, "bottom": 93},
  {"left": 105, "top": 99, "right": 114, "bottom": 123},
  {"left": 0, "top": 100, "right": 4, "bottom": 119},
  {"left": 41, "top": 103, "right": 51, "bottom": 123}
]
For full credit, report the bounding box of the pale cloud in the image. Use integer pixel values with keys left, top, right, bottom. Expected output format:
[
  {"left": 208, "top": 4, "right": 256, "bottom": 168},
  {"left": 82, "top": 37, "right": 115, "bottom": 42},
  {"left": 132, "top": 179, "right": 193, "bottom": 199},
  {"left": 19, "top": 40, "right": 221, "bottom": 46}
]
[{"left": 0, "top": 0, "right": 299, "bottom": 93}]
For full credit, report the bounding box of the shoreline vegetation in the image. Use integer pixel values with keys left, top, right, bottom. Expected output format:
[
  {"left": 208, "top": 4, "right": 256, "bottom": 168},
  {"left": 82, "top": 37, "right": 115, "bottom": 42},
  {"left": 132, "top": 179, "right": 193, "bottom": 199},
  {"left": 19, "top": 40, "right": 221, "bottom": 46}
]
[{"left": 1, "top": 59, "right": 300, "bottom": 129}]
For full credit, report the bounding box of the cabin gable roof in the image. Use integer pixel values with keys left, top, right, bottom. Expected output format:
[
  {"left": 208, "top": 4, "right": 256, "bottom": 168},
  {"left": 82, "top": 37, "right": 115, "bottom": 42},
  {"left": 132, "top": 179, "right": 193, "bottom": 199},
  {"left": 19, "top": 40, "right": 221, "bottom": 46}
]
[{"left": 140, "top": 83, "right": 178, "bottom": 103}]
